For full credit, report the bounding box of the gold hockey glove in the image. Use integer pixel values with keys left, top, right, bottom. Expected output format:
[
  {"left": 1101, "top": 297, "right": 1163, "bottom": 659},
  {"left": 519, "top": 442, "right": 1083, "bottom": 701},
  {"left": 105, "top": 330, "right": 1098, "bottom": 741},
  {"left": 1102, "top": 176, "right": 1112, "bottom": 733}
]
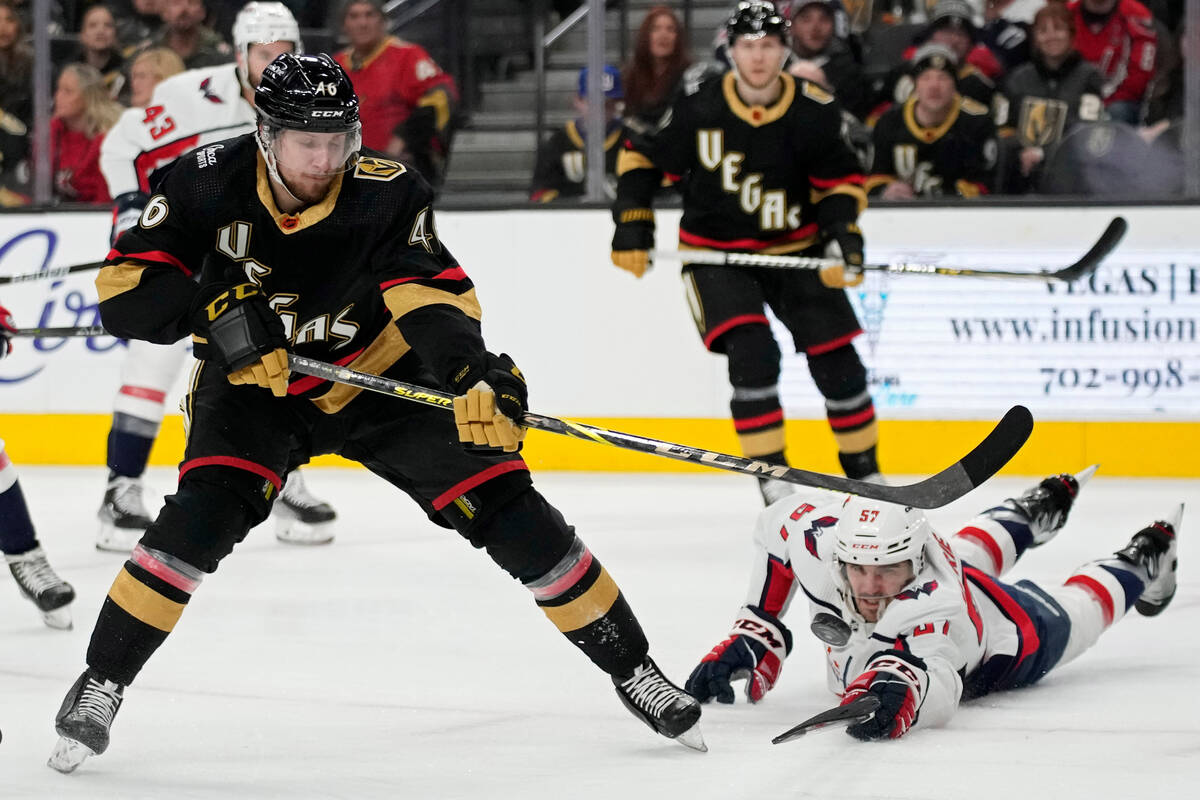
[
  {"left": 449, "top": 352, "right": 528, "bottom": 453},
  {"left": 611, "top": 207, "right": 655, "bottom": 278},
  {"left": 191, "top": 282, "right": 291, "bottom": 397},
  {"left": 820, "top": 222, "right": 865, "bottom": 289}
]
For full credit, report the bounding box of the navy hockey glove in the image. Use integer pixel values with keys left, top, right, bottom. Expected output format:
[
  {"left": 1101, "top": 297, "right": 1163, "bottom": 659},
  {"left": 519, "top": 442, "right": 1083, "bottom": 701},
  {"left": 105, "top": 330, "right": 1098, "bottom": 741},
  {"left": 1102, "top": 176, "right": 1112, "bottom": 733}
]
[
  {"left": 109, "top": 191, "right": 149, "bottom": 247},
  {"left": 611, "top": 208, "right": 654, "bottom": 278},
  {"left": 191, "top": 282, "right": 290, "bottom": 397},
  {"left": 0, "top": 303, "right": 16, "bottom": 359},
  {"left": 842, "top": 650, "right": 927, "bottom": 740},
  {"left": 449, "top": 352, "right": 528, "bottom": 452},
  {"left": 819, "top": 221, "right": 865, "bottom": 289},
  {"left": 686, "top": 606, "right": 793, "bottom": 704}
]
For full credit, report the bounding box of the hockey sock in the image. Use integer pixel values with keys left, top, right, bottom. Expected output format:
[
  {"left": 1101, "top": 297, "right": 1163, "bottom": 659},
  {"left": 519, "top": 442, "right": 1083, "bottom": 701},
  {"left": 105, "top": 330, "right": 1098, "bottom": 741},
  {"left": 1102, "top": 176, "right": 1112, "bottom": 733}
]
[
  {"left": 827, "top": 390, "right": 878, "bottom": 479},
  {"left": 731, "top": 387, "right": 787, "bottom": 460},
  {"left": 1063, "top": 560, "right": 1146, "bottom": 629},
  {"left": 107, "top": 413, "right": 159, "bottom": 479},
  {"left": 954, "top": 512, "right": 1035, "bottom": 577},
  {"left": 0, "top": 444, "right": 37, "bottom": 555},
  {"left": 87, "top": 544, "right": 204, "bottom": 686},
  {"left": 525, "top": 536, "right": 649, "bottom": 677}
]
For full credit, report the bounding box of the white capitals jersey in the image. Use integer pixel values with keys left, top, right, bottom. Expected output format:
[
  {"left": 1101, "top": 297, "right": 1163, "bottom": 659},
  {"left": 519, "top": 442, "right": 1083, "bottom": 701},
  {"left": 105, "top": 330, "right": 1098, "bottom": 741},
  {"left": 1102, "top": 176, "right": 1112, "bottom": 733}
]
[
  {"left": 746, "top": 491, "right": 988, "bottom": 732},
  {"left": 101, "top": 63, "right": 255, "bottom": 199}
]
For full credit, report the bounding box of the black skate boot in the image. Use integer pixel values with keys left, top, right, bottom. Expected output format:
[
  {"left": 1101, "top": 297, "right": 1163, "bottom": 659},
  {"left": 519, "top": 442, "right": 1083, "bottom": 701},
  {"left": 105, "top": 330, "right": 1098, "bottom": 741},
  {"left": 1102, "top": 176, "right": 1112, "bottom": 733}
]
[
  {"left": 97, "top": 476, "right": 152, "bottom": 553},
  {"left": 613, "top": 657, "right": 706, "bottom": 752},
  {"left": 1116, "top": 505, "right": 1181, "bottom": 617},
  {"left": 48, "top": 669, "right": 126, "bottom": 774},
  {"left": 1008, "top": 464, "right": 1096, "bottom": 546},
  {"left": 273, "top": 471, "right": 336, "bottom": 545},
  {"left": 5, "top": 546, "right": 75, "bottom": 629}
]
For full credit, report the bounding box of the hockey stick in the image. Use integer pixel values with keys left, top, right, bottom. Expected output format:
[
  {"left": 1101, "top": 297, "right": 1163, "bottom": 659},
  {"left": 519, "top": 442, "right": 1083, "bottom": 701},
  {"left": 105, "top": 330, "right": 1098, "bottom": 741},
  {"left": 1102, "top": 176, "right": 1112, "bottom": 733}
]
[
  {"left": 0, "top": 260, "right": 106, "bottom": 286},
  {"left": 6, "top": 325, "right": 109, "bottom": 337},
  {"left": 287, "top": 354, "right": 1032, "bottom": 509},
  {"left": 652, "top": 216, "right": 1127, "bottom": 283},
  {"left": 771, "top": 695, "right": 882, "bottom": 744}
]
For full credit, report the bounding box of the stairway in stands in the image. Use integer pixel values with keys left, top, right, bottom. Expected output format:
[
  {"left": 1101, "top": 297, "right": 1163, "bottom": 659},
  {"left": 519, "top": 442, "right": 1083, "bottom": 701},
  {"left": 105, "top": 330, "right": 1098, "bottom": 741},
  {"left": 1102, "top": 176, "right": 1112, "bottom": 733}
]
[{"left": 438, "top": 0, "right": 733, "bottom": 205}]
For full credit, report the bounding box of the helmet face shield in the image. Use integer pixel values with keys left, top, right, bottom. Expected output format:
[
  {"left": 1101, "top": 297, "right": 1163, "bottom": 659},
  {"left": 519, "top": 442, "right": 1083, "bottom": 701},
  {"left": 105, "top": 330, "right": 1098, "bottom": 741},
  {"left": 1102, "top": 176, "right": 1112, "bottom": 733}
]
[{"left": 260, "top": 121, "right": 362, "bottom": 178}]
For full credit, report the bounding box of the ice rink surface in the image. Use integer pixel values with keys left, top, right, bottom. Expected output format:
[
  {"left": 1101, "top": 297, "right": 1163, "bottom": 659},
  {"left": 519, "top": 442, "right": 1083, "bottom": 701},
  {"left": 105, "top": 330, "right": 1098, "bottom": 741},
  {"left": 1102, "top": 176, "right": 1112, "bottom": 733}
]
[{"left": 1, "top": 466, "right": 1197, "bottom": 799}]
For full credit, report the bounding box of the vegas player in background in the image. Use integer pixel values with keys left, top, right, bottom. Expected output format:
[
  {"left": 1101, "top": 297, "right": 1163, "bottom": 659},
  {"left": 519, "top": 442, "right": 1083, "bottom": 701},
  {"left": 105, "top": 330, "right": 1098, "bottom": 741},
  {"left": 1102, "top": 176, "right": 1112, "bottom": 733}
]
[
  {"left": 685, "top": 466, "right": 1180, "bottom": 740},
  {"left": 0, "top": 304, "right": 76, "bottom": 629},
  {"left": 611, "top": 1, "right": 881, "bottom": 507},
  {"left": 96, "top": 1, "right": 337, "bottom": 553}
]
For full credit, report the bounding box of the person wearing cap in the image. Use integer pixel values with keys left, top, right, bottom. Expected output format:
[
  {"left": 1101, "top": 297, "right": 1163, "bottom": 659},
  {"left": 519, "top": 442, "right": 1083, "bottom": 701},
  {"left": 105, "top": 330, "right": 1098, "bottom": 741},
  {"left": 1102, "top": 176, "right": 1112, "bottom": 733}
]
[
  {"left": 333, "top": 0, "right": 459, "bottom": 190},
  {"left": 530, "top": 65, "right": 625, "bottom": 202},
  {"left": 867, "top": 42, "right": 998, "bottom": 199},
  {"left": 786, "top": 0, "right": 869, "bottom": 118}
]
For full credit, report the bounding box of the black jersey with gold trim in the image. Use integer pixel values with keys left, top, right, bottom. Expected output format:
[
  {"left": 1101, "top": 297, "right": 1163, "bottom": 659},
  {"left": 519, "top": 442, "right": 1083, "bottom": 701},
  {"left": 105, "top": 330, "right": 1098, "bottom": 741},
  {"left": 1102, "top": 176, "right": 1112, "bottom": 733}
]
[
  {"left": 96, "top": 135, "right": 484, "bottom": 413},
  {"left": 530, "top": 119, "right": 622, "bottom": 203},
  {"left": 614, "top": 72, "right": 866, "bottom": 254},
  {"left": 867, "top": 95, "right": 997, "bottom": 198}
]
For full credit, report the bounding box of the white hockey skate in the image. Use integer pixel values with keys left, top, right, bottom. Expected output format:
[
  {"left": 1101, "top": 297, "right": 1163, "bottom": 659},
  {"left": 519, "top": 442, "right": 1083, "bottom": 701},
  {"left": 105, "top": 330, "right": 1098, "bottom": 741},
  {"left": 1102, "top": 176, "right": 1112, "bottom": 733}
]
[
  {"left": 1009, "top": 464, "right": 1098, "bottom": 547},
  {"left": 613, "top": 657, "right": 707, "bottom": 752},
  {"left": 273, "top": 471, "right": 336, "bottom": 545},
  {"left": 1118, "top": 504, "right": 1182, "bottom": 617},
  {"left": 96, "top": 476, "right": 152, "bottom": 553},
  {"left": 5, "top": 546, "right": 75, "bottom": 629}
]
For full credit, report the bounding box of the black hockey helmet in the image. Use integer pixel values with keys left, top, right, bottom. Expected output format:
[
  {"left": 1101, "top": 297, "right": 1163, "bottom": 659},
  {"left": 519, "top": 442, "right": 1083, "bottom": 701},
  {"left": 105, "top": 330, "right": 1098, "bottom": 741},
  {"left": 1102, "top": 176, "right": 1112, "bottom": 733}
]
[
  {"left": 255, "top": 52, "right": 360, "bottom": 133},
  {"left": 725, "top": 1, "right": 790, "bottom": 45}
]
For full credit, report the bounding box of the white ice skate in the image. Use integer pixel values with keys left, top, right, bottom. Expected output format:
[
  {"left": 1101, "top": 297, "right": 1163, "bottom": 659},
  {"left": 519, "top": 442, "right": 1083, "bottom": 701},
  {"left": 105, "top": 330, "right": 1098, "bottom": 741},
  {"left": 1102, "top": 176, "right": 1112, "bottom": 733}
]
[
  {"left": 96, "top": 476, "right": 152, "bottom": 553},
  {"left": 273, "top": 471, "right": 336, "bottom": 545}
]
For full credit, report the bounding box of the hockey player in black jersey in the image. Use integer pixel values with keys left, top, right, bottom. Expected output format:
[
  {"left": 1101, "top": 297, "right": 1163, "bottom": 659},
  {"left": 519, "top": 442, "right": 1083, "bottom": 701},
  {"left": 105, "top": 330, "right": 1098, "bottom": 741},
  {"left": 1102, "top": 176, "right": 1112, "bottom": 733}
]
[
  {"left": 611, "top": 0, "right": 880, "bottom": 505},
  {"left": 867, "top": 43, "right": 999, "bottom": 199},
  {"left": 48, "top": 53, "right": 704, "bottom": 774}
]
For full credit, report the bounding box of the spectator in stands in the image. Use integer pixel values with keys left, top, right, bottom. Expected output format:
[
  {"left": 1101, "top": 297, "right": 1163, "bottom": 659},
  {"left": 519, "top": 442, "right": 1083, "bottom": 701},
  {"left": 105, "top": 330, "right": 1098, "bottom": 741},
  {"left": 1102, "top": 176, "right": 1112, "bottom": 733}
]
[
  {"left": 1000, "top": 1, "right": 1104, "bottom": 191},
  {"left": 787, "top": 0, "right": 869, "bottom": 118},
  {"left": 1069, "top": 0, "right": 1157, "bottom": 124},
  {"left": 68, "top": 4, "right": 127, "bottom": 99},
  {"left": 0, "top": 0, "right": 31, "bottom": 205},
  {"left": 143, "top": 0, "right": 232, "bottom": 69},
  {"left": 51, "top": 63, "right": 122, "bottom": 203},
  {"left": 112, "top": 0, "right": 163, "bottom": 48},
  {"left": 530, "top": 64, "right": 624, "bottom": 203},
  {"left": 334, "top": 0, "right": 459, "bottom": 191},
  {"left": 621, "top": 5, "right": 691, "bottom": 132},
  {"left": 980, "top": 0, "right": 1038, "bottom": 72},
  {"left": 867, "top": 43, "right": 998, "bottom": 198},
  {"left": 126, "top": 45, "right": 184, "bottom": 106}
]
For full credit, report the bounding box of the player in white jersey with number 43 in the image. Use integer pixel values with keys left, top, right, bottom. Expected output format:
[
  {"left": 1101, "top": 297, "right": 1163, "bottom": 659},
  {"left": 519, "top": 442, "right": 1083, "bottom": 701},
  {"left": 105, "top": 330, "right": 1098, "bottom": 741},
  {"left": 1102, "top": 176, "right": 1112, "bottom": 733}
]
[
  {"left": 97, "top": 2, "right": 337, "bottom": 552},
  {"left": 686, "top": 466, "right": 1180, "bottom": 740}
]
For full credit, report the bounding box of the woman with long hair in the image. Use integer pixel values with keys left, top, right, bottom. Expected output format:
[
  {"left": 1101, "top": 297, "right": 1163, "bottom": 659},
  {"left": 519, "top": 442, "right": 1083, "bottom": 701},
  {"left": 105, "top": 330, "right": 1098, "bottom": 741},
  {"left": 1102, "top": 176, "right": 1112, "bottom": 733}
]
[
  {"left": 621, "top": 5, "right": 691, "bottom": 130},
  {"left": 70, "top": 3, "right": 126, "bottom": 99},
  {"left": 51, "top": 62, "right": 122, "bottom": 202}
]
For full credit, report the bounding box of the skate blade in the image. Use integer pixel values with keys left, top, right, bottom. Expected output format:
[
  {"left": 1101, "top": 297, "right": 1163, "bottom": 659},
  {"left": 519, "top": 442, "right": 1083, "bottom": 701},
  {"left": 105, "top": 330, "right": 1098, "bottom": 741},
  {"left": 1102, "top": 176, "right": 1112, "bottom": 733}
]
[
  {"left": 95, "top": 523, "right": 142, "bottom": 553},
  {"left": 1166, "top": 503, "right": 1185, "bottom": 533},
  {"left": 1074, "top": 464, "right": 1100, "bottom": 488},
  {"left": 274, "top": 518, "right": 335, "bottom": 546},
  {"left": 673, "top": 723, "right": 708, "bottom": 753},
  {"left": 41, "top": 607, "right": 73, "bottom": 631},
  {"left": 48, "top": 736, "right": 95, "bottom": 774}
]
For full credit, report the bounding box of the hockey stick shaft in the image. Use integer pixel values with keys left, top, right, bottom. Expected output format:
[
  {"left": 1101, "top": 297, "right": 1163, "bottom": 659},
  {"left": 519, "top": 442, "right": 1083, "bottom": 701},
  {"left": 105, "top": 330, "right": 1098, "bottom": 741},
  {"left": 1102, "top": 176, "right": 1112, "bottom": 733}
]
[
  {"left": 288, "top": 355, "right": 1032, "bottom": 509},
  {"left": 653, "top": 216, "right": 1127, "bottom": 283},
  {"left": 0, "top": 260, "right": 106, "bottom": 286},
  {"left": 7, "top": 325, "right": 109, "bottom": 337},
  {"left": 771, "top": 695, "right": 882, "bottom": 744}
]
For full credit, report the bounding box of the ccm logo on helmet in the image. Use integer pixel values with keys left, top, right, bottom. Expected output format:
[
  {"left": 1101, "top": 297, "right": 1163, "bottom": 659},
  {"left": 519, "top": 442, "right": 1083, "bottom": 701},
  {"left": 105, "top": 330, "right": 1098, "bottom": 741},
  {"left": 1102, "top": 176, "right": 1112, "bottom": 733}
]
[
  {"left": 311, "top": 110, "right": 345, "bottom": 118},
  {"left": 851, "top": 543, "right": 880, "bottom": 550}
]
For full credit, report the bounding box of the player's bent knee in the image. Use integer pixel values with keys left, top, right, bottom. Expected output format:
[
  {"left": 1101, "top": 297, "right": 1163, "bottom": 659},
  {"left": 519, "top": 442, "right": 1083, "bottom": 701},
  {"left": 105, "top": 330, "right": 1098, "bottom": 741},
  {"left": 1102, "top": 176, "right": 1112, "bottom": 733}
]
[
  {"left": 139, "top": 467, "right": 273, "bottom": 573},
  {"left": 807, "top": 344, "right": 867, "bottom": 399},
  {"left": 721, "top": 325, "right": 781, "bottom": 388},
  {"left": 469, "top": 487, "right": 576, "bottom": 582}
]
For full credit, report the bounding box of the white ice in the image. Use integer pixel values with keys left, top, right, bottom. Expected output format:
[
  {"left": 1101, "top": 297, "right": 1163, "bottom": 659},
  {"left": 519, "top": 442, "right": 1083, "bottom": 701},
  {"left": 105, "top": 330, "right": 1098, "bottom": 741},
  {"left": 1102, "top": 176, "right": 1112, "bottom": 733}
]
[{"left": 2, "top": 467, "right": 1197, "bottom": 799}]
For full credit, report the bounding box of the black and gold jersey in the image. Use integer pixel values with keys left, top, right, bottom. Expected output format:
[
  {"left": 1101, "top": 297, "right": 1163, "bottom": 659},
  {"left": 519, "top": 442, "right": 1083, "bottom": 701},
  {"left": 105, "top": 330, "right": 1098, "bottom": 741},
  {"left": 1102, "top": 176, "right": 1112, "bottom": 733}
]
[
  {"left": 96, "top": 135, "right": 484, "bottom": 413},
  {"left": 529, "top": 119, "right": 622, "bottom": 203},
  {"left": 866, "top": 95, "right": 997, "bottom": 198},
  {"left": 614, "top": 71, "right": 866, "bottom": 254}
]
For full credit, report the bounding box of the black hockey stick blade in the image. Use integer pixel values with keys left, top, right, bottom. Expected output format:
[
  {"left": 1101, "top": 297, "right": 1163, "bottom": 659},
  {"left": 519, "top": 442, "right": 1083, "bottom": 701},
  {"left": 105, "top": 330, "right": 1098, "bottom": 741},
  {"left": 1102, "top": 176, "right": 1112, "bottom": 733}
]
[
  {"left": 772, "top": 695, "right": 883, "bottom": 744},
  {"left": 1048, "top": 216, "right": 1127, "bottom": 283},
  {"left": 0, "top": 260, "right": 106, "bottom": 285},
  {"left": 288, "top": 355, "right": 1031, "bottom": 509},
  {"left": 8, "top": 325, "right": 109, "bottom": 337}
]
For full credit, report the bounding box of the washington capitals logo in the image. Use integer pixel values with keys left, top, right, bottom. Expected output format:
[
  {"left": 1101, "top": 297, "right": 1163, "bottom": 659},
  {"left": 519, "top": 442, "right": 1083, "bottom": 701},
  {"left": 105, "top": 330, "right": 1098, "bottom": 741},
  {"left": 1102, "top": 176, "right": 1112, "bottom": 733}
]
[
  {"left": 895, "top": 581, "right": 938, "bottom": 601},
  {"left": 803, "top": 516, "right": 838, "bottom": 559},
  {"left": 199, "top": 77, "right": 223, "bottom": 104}
]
